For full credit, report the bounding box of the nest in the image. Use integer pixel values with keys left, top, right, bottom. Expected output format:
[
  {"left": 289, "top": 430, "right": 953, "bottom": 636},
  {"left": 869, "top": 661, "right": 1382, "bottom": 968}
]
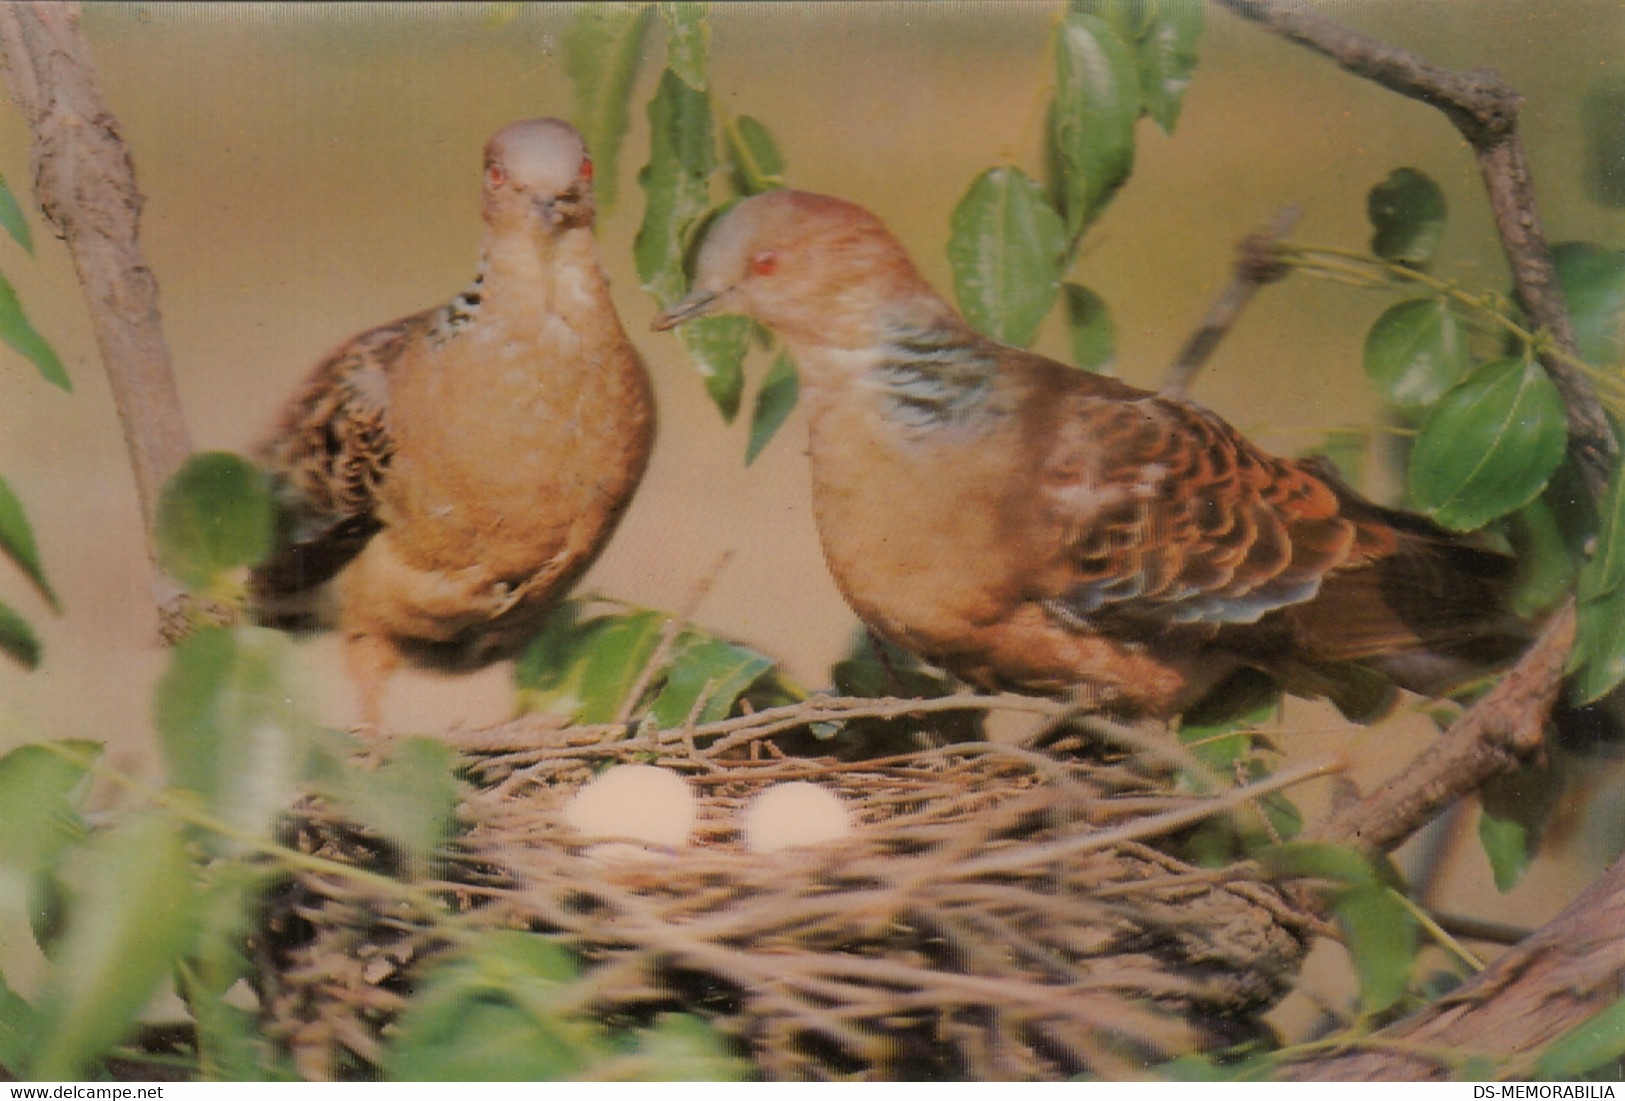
[{"left": 255, "top": 714, "right": 1317, "bottom": 1081}]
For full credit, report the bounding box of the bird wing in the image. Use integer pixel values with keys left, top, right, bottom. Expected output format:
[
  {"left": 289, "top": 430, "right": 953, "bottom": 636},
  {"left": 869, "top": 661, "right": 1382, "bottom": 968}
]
[
  {"left": 1037, "top": 371, "right": 1390, "bottom": 634},
  {"left": 251, "top": 315, "right": 428, "bottom": 599}
]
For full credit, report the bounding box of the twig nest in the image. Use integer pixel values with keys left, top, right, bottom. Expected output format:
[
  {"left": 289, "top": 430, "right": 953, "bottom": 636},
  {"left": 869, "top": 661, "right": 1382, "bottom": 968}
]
[
  {"left": 745, "top": 781, "right": 852, "bottom": 852},
  {"left": 561, "top": 763, "right": 695, "bottom": 847}
]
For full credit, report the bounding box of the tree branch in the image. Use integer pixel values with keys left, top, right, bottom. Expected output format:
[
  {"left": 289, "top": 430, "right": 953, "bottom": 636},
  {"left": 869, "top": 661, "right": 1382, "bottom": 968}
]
[
  {"left": 1215, "top": 0, "right": 1616, "bottom": 497},
  {"left": 0, "top": 1, "right": 195, "bottom": 631}
]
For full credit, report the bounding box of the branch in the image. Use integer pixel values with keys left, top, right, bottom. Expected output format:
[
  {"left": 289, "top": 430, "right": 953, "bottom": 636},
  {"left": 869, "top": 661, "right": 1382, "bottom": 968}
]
[
  {"left": 1215, "top": 0, "right": 1617, "bottom": 497},
  {"left": 0, "top": 2, "right": 196, "bottom": 630}
]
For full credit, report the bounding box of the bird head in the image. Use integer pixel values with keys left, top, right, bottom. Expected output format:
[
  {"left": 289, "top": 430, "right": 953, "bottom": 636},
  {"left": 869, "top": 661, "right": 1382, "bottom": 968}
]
[
  {"left": 652, "top": 189, "right": 941, "bottom": 347},
  {"left": 482, "top": 118, "right": 596, "bottom": 232}
]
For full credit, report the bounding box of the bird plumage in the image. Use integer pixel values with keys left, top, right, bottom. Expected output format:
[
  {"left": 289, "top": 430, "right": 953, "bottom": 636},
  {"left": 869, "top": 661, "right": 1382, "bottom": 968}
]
[
  {"left": 654, "top": 189, "right": 1526, "bottom": 719},
  {"left": 254, "top": 118, "right": 654, "bottom": 728}
]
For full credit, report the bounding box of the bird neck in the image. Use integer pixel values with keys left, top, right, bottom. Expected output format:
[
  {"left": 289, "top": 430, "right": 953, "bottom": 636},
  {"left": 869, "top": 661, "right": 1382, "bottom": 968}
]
[
  {"left": 864, "top": 315, "right": 1001, "bottom": 433},
  {"left": 439, "top": 223, "right": 606, "bottom": 337}
]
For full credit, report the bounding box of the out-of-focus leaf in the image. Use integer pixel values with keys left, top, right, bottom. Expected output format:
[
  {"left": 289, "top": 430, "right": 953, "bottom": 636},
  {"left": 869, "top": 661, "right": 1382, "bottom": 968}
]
[
  {"left": 0, "top": 969, "right": 38, "bottom": 1076},
  {"left": 948, "top": 166, "right": 1067, "bottom": 347},
  {"left": 650, "top": 635, "right": 775, "bottom": 728},
  {"left": 1177, "top": 668, "right": 1278, "bottom": 776},
  {"left": 1536, "top": 993, "right": 1625, "bottom": 1080},
  {"left": 516, "top": 605, "right": 667, "bottom": 724},
  {"left": 0, "top": 740, "right": 97, "bottom": 979},
  {"left": 726, "top": 114, "right": 785, "bottom": 196},
  {"left": 1552, "top": 241, "right": 1625, "bottom": 368},
  {"left": 1062, "top": 282, "right": 1115, "bottom": 373},
  {"left": 1509, "top": 496, "right": 1577, "bottom": 618},
  {"left": 1408, "top": 356, "right": 1568, "bottom": 531},
  {"left": 1335, "top": 885, "right": 1418, "bottom": 1017},
  {"left": 1586, "top": 80, "right": 1625, "bottom": 210},
  {"left": 0, "top": 173, "right": 32, "bottom": 254},
  {"left": 1581, "top": 463, "right": 1625, "bottom": 607},
  {"left": 623, "top": 1013, "right": 750, "bottom": 1081},
  {"left": 1132, "top": 0, "right": 1204, "bottom": 134},
  {"left": 564, "top": 3, "right": 653, "bottom": 213},
  {"left": 635, "top": 69, "right": 716, "bottom": 309},
  {"left": 681, "top": 314, "right": 751, "bottom": 423},
  {"left": 152, "top": 626, "right": 312, "bottom": 846},
  {"left": 1363, "top": 298, "right": 1472, "bottom": 410},
  {"left": 0, "top": 600, "right": 39, "bottom": 670},
  {"left": 385, "top": 932, "right": 595, "bottom": 1081},
  {"left": 659, "top": 3, "right": 709, "bottom": 92},
  {"left": 1257, "top": 840, "right": 1378, "bottom": 888},
  {"left": 33, "top": 813, "right": 201, "bottom": 1080},
  {"left": 327, "top": 736, "right": 459, "bottom": 861},
  {"left": 1050, "top": 12, "right": 1139, "bottom": 238},
  {"left": 1316, "top": 661, "right": 1400, "bottom": 725},
  {"left": 1478, "top": 809, "right": 1532, "bottom": 894},
  {"left": 1367, "top": 168, "right": 1447, "bottom": 266},
  {"left": 154, "top": 452, "right": 276, "bottom": 595},
  {"left": 1573, "top": 581, "right": 1625, "bottom": 703},
  {"left": 0, "top": 270, "right": 66, "bottom": 391},
  {"left": 746, "top": 350, "right": 799, "bottom": 465},
  {"left": 1306, "top": 429, "right": 1370, "bottom": 493},
  {"left": 0, "top": 474, "right": 56, "bottom": 610}
]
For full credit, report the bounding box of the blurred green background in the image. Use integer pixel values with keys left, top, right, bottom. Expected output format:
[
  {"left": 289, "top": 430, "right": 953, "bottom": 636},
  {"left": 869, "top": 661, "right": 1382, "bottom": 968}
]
[{"left": 0, "top": 0, "right": 1621, "bottom": 1032}]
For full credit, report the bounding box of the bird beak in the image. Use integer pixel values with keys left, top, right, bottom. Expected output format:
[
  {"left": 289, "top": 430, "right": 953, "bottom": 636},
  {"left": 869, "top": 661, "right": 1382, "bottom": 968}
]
[{"left": 651, "top": 288, "right": 721, "bottom": 331}]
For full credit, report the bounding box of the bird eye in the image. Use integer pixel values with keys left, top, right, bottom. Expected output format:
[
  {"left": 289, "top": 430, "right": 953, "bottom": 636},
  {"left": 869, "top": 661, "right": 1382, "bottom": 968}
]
[
  {"left": 749, "top": 250, "right": 779, "bottom": 277},
  {"left": 580, "top": 156, "right": 594, "bottom": 182},
  {"left": 485, "top": 164, "right": 507, "bottom": 188}
]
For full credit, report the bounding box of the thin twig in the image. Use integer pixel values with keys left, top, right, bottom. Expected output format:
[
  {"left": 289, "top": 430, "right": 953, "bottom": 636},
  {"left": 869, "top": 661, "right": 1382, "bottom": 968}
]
[{"left": 1162, "top": 205, "right": 1301, "bottom": 396}]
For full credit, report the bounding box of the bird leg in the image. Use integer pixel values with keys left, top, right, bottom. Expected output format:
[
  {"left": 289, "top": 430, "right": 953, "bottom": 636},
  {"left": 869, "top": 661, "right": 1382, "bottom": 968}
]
[{"left": 342, "top": 629, "right": 400, "bottom": 737}]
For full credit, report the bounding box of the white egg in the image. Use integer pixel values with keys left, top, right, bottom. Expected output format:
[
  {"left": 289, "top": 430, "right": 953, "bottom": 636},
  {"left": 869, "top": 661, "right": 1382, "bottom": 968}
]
[
  {"left": 562, "top": 764, "right": 695, "bottom": 848},
  {"left": 745, "top": 781, "right": 852, "bottom": 853}
]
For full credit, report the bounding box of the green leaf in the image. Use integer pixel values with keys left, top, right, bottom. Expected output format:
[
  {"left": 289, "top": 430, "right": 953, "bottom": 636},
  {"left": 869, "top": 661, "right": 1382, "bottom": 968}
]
[
  {"left": 33, "top": 813, "right": 201, "bottom": 1080},
  {"left": 1367, "top": 168, "right": 1447, "bottom": 266},
  {"left": 1133, "top": 0, "right": 1204, "bottom": 134},
  {"left": 1573, "top": 581, "right": 1625, "bottom": 703},
  {"left": 1362, "top": 298, "right": 1472, "bottom": 409},
  {"left": 726, "top": 114, "right": 786, "bottom": 196},
  {"left": 515, "top": 605, "right": 667, "bottom": 724},
  {"left": 0, "top": 969, "right": 39, "bottom": 1076},
  {"left": 1335, "top": 885, "right": 1418, "bottom": 1017},
  {"left": 326, "top": 736, "right": 459, "bottom": 861},
  {"left": 624, "top": 1013, "right": 749, "bottom": 1081},
  {"left": 650, "top": 635, "right": 775, "bottom": 728},
  {"left": 1177, "top": 668, "right": 1278, "bottom": 776},
  {"left": 564, "top": 3, "right": 653, "bottom": 214},
  {"left": 1477, "top": 808, "right": 1532, "bottom": 894},
  {"left": 1536, "top": 993, "right": 1625, "bottom": 1080},
  {"left": 659, "top": 3, "right": 709, "bottom": 92},
  {"left": 385, "top": 932, "right": 598, "bottom": 1082},
  {"left": 635, "top": 68, "right": 716, "bottom": 309},
  {"left": 746, "top": 350, "right": 799, "bottom": 465},
  {"left": 1307, "top": 430, "right": 1370, "bottom": 491},
  {"left": 0, "top": 473, "right": 56, "bottom": 609},
  {"left": 1551, "top": 241, "right": 1625, "bottom": 367},
  {"left": 1408, "top": 356, "right": 1568, "bottom": 531},
  {"left": 1584, "top": 82, "right": 1625, "bottom": 210},
  {"left": 152, "top": 626, "right": 312, "bottom": 845},
  {"left": 1062, "top": 282, "right": 1115, "bottom": 372},
  {"left": 0, "top": 600, "right": 39, "bottom": 670},
  {"left": 0, "top": 270, "right": 66, "bottom": 391},
  {"left": 1509, "top": 496, "right": 1578, "bottom": 618},
  {"left": 155, "top": 451, "right": 277, "bottom": 594},
  {"left": 948, "top": 166, "right": 1068, "bottom": 347},
  {"left": 1050, "top": 12, "right": 1139, "bottom": 238},
  {"left": 0, "top": 173, "right": 33, "bottom": 254},
  {"left": 681, "top": 314, "right": 751, "bottom": 423},
  {"left": 0, "top": 742, "right": 95, "bottom": 881},
  {"left": 1257, "top": 840, "right": 1379, "bottom": 888}
]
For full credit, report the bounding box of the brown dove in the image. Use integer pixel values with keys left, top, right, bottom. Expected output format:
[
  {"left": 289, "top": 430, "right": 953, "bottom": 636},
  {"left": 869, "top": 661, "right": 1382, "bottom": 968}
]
[
  {"left": 653, "top": 189, "right": 1528, "bottom": 720},
  {"left": 253, "top": 118, "right": 654, "bottom": 728}
]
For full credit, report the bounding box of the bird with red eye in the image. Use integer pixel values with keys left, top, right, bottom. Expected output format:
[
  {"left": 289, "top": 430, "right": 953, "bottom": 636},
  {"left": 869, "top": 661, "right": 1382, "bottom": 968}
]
[
  {"left": 253, "top": 118, "right": 654, "bottom": 731},
  {"left": 654, "top": 189, "right": 1540, "bottom": 723}
]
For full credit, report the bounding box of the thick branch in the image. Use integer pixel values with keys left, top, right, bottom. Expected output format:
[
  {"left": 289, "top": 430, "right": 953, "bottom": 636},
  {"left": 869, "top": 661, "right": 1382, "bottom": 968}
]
[
  {"left": 0, "top": 4, "right": 190, "bottom": 545},
  {"left": 1284, "top": 844, "right": 1625, "bottom": 1080},
  {"left": 1216, "top": 0, "right": 1616, "bottom": 496}
]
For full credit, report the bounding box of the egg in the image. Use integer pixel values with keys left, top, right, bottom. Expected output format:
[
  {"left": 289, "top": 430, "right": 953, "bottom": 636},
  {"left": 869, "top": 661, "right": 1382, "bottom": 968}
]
[
  {"left": 745, "top": 781, "right": 852, "bottom": 853},
  {"left": 562, "top": 764, "right": 696, "bottom": 848}
]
